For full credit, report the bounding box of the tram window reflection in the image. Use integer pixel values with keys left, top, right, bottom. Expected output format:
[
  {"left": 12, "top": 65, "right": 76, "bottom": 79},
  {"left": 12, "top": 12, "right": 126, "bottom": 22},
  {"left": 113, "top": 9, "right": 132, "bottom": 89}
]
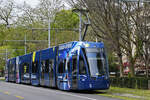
[
  {"left": 79, "top": 56, "right": 86, "bottom": 75},
  {"left": 72, "top": 56, "right": 77, "bottom": 75},
  {"left": 32, "top": 61, "right": 38, "bottom": 73},
  {"left": 58, "top": 61, "right": 64, "bottom": 73},
  {"left": 45, "top": 60, "right": 49, "bottom": 73}
]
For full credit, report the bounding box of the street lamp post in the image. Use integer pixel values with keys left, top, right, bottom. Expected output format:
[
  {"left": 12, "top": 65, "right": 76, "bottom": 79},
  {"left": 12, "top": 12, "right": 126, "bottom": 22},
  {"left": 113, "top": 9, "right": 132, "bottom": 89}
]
[
  {"left": 5, "top": 49, "right": 8, "bottom": 62},
  {"left": 24, "top": 34, "right": 27, "bottom": 54},
  {"left": 48, "top": 18, "right": 51, "bottom": 48}
]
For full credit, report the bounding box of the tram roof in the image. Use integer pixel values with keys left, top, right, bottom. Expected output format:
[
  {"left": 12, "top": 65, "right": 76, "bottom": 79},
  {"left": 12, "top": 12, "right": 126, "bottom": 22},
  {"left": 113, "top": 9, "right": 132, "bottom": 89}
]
[{"left": 7, "top": 41, "right": 104, "bottom": 60}]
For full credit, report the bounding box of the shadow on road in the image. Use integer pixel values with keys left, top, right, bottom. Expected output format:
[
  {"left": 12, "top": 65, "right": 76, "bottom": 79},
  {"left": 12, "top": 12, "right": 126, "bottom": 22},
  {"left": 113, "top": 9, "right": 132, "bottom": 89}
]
[
  {"left": 34, "top": 85, "right": 108, "bottom": 95},
  {"left": 67, "top": 90, "right": 107, "bottom": 95},
  {"left": 3, "top": 81, "right": 108, "bottom": 95}
]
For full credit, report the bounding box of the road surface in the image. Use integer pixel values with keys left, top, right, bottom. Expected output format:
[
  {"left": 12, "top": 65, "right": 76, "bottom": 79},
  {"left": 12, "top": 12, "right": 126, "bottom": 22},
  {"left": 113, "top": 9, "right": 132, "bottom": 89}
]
[{"left": 0, "top": 81, "right": 120, "bottom": 100}]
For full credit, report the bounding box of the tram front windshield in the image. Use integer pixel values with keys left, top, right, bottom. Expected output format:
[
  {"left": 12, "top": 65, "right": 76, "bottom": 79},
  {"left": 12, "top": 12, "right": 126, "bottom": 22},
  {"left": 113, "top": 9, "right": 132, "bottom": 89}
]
[{"left": 85, "top": 48, "right": 106, "bottom": 77}]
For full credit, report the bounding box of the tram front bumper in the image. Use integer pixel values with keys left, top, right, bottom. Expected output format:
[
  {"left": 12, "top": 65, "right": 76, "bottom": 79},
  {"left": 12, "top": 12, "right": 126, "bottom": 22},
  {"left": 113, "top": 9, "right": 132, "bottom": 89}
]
[{"left": 78, "top": 77, "right": 110, "bottom": 90}]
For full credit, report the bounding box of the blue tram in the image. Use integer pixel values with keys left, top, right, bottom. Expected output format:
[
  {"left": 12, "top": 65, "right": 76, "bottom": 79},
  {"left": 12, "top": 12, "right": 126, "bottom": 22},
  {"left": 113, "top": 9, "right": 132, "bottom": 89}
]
[{"left": 5, "top": 41, "right": 110, "bottom": 90}]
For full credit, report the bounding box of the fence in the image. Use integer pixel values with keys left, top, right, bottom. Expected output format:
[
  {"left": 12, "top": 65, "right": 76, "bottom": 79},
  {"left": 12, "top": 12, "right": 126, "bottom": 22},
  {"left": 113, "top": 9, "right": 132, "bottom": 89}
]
[{"left": 110, "top": 77, "right": 150, "bottom": 89}]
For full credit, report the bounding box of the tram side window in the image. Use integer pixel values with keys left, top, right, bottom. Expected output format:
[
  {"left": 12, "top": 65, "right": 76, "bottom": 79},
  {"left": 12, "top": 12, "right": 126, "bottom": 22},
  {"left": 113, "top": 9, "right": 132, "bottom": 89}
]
[
  {"left": 49, "top": 60, "right": 54, "bottom": 72},
  {"left": 103, "top": 53, "right": 106, "bottom": 72},
  {"left": 79, "top": 56, "right": 86, "bottom": 75},
  {"left": 49, "top": 60, "right": 52, "bottom": 72},
  {"left": 45, "top": 60, "right": 49, "bottom": 73},
  {"left": 58, "top": 60, "right": 64, "bottom": 73},
  {"left": 12, "top": 64, "right": 15, "bottom": 73},
  {"left": 98, "top": 52, "right": 106, "bottom": 74},
  {"left": 72, "top": 56, "right": 77, "bottom": 75},
  {"left": 32, "top": 61, "right": 38, "bottom": 73},
  {"left": 41, "top": 61, "right": 45, "bottom": 73},
  {"left": 9, "top": 63, "right": 12, "bottom": 74}
]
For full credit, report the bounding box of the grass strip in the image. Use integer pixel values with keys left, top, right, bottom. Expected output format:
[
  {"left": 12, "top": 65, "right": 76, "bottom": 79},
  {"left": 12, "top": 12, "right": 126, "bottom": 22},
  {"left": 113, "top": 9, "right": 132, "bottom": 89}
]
[{"left": 97, "top": 87, "right": 150, "bottom": 100}]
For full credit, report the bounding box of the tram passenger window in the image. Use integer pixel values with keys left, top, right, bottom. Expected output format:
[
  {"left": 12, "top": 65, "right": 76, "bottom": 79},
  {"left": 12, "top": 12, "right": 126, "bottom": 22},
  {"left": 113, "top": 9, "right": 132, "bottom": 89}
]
[
  {"left": 49, "top": 60, "right": 52, "bottom": 72},
  {"left": 9, "top": 63, "right": 12, "bottom": 73},
  {"left": 49, "top": 60, "right": 54, "bottom": 72},
  {"left": 9, "top": 64, "right": 12, "bottom": 74},
  {"left": 32, "top": 61, "right": 38, "bottom": 73},
  {"left": 72, "top": 56, "right": 77, "bottom": 75},
  {"left": 103, "top": 53, "right": 106, "bottom": 73},
  {"left": 12, "top": 64, "right": 15, "bottom": 73},
  {"left": 58, "top": 60, "right": 64, "bottom": 73},
  {"left": 45, "top": 60, "right": 49, "bottom": 73},
  {"left": 79, "top": 56, "right": 86, "bottom": 75}
]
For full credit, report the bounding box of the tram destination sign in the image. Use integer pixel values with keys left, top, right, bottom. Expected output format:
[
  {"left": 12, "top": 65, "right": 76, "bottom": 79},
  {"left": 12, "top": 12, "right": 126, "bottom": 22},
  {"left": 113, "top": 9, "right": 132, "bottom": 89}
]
[{"left": 59, "top": 43, "right": 73, "bottom": 50}]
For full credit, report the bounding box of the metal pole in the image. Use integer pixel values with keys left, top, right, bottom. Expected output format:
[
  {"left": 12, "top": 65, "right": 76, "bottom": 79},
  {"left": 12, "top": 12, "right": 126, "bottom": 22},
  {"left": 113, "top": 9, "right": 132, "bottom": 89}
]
[
  {"left": 55, "top": 29, "right": 57, "bottom": 46},
  {"left": 96, "top": 38, "right": 98, "bottom": 42},
  {"left": 48, "top": 18, "right": 51, "bottom": 48},
  {"left": 25, "top": 34, "right": 27, "bottom": 54},
  {"left": 5, "top": 49, "right": 8, "bottom": 71},
  {"left": 5, "top": 49, "right": 8, "bottom": 62},
  {"left": 79, "top": 12, "right": 82, "bottom": 41}
]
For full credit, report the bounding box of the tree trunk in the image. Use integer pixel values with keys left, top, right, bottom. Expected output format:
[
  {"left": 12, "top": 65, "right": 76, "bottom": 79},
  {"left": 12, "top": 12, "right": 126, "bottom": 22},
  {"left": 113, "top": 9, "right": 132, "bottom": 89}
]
[
  {"left": 146, "top": 66, "right": 149, "bottom": 78},
  {"left": 144, "top": 45, "right": 149, "bottom": 78},
  {"left": 118, "top": 53, "right": 124, "bottom": 77},
  {"left": 145, "top": 61, "right": 149, "bottom": 78},
  {"left": 129, "top": 57, "right": 135, "bottom": 77},
  {"left": 130, "top": 63, "right": 135, "bottom": 77}
]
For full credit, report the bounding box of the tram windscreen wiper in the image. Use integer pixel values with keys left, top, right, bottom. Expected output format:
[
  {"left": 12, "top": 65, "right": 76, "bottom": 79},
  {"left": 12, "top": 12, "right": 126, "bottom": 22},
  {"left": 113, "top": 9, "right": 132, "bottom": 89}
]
[{"left": 85, "top": 48, "right": 106, "bottom": 77}]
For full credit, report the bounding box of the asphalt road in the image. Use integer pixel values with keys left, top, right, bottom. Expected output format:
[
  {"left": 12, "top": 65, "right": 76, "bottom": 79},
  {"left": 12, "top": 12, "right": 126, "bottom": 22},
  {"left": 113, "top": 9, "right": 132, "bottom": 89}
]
[{"left": 0, "top": 81, "right": 120, "bottom": 100}]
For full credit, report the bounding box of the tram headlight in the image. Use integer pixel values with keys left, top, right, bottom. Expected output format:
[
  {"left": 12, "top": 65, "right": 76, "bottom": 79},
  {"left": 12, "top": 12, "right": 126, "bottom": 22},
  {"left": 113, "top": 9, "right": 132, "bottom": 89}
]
[{"left": 107, "top": 83, "right": 110, "bottom": 88}]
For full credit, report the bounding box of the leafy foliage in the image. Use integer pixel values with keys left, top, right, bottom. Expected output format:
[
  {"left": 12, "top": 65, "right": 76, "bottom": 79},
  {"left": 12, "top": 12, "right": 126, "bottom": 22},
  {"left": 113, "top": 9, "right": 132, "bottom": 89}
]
[{"left": 0, "top": 0, "right": 79, "bottom": 73}]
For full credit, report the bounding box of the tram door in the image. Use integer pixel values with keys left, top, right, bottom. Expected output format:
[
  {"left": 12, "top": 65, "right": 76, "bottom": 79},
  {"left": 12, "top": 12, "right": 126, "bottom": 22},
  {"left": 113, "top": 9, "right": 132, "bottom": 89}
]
[
  {"left": 16, "top": 56, "right": 20, "bottom": 83},
  {"left": 71, "top": 55, "right": 78, "bottom": 89},
  {"left": 49, "top": 59, "right": 54, "bottom": 87},
  {"left": 31, "top": 61, "right": 38, "bottom": 81},
  {"left": 5, "top": 60, "right": 10, "bottom": 82},
  {"left": 41, "top": 60, "right": 51, "bottom": 86}
]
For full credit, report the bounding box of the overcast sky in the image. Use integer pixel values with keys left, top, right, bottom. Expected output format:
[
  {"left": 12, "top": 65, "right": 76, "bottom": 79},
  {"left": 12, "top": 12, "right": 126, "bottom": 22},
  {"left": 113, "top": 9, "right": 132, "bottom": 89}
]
[
  {"left": 15, "top": 0, "right": 39, "bottom": 7},
  {"left": 15, "top": 0, "right": 70, "bottom": 8}
]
